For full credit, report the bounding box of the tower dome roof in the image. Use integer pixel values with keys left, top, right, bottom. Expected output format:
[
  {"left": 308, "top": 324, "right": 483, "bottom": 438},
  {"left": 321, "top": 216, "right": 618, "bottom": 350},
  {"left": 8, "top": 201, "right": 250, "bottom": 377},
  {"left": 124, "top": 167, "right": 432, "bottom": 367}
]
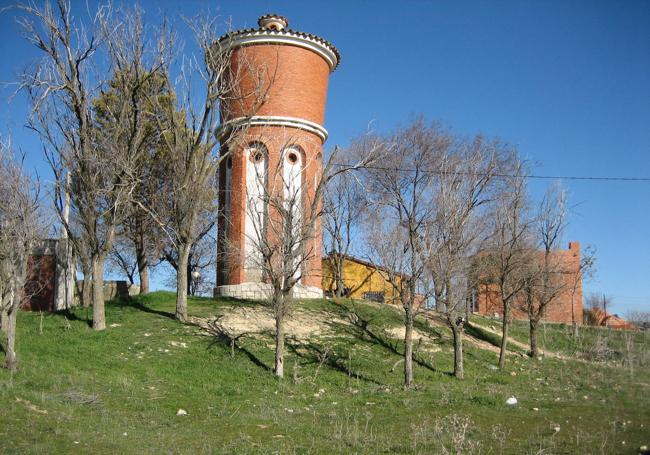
[{"left": 215, "top": 14, "right": 340, "bottom": 71}]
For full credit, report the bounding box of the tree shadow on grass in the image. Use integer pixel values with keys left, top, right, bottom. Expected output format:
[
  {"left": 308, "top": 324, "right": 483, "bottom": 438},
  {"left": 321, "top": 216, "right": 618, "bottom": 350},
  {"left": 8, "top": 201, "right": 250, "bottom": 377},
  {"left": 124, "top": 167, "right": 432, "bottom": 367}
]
[
  {"left": 465, "top": 323, "right": 502, "bottom": 348},
  {"left": 205, "top": 330, "right": 272, "bottom": 372},
  {"left": 341, "top": 311, "right": 450, "bottom": 376},
  {"left": 114, "top": 297, "right": 176, "bottom": 320},
  {"left": 285, "top": 338, "right": 383, "bottom": 385},
  {"left": 54, "top": 308, "right": 92, "bottom": 328}
]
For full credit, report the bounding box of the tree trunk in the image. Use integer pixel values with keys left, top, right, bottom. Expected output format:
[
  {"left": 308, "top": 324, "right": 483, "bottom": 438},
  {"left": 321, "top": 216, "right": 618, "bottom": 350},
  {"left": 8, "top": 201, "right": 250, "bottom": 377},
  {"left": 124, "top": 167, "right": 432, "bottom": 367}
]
[
  {"left": 175, "top": 243, "right": 191, "bottom": 322},
  {"left": 137, "top": 255, "right": 149, "bottom": 295},
  {"left": 335, "top": 275, "right": 344, "bottom": 299},
  {"left": 529, "top": 318, "right": 539, "bottom": 358},
  {"left": 81, "top": 274, "right": 92, "bottom": 309},
  {"left": 498, "top": 304, "right": 510, "bottom": 369},
  {"left": 91, "top": 255, "right": 106, "bottom": 330},
  {"left": 0, "top": 307, "right": 7, "bottom": 334},
  {"left": 275, "top": 312, "right": 285, "bottom": 378},
  {"left": 452, "top": 325, "right": 464, "bottom": 379},
  {"left": 80, "top": 261, "right": 92, "bottom": 308},
  {"left": 334, "top": 256, "right": 344, "bottom": 298},
  {"left": 134, "top": 219, "right": 150, "bottom": 295},
  {"left": 403, "top": 308, "right": 414, "bottom": 388},
  {"left": 4, "top": 304, "right": 18, "bottom": 370}
]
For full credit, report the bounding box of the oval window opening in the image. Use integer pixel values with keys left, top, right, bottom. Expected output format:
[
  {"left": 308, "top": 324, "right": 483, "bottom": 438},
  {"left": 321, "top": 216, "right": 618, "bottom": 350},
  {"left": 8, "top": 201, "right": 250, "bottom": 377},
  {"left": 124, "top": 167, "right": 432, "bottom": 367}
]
[
  {"left": 287, "top": 152, "right": 298, "bottom": 164},
  {"left": 250, "top": 151, "right": 264, "bottom": 163}
]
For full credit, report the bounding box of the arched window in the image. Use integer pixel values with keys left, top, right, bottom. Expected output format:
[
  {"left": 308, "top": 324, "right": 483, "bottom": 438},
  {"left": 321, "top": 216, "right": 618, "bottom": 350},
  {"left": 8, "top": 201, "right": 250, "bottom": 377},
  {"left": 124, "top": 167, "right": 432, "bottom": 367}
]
[
  {"left": 282, "top": 145, "right": 304, "bottom": 282},
  {"left": 244, "top": 142, "right": 268, "bottom": 279}
]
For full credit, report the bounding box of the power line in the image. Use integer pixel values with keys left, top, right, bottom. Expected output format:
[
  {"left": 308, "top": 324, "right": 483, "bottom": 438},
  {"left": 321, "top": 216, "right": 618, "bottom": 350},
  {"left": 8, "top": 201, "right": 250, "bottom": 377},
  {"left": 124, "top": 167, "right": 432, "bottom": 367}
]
[{"left": 333, "top": 163, "right": 650, "bottom": 182}]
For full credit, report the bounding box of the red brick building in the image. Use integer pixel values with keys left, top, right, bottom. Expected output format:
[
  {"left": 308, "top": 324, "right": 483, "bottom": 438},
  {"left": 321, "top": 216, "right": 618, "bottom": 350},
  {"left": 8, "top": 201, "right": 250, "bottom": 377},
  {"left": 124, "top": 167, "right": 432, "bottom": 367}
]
[
  {"left": 584, "top": 308, "right": 634, "bottom": 330},
  {"left": 474, "top": 242, "right": 583, "bottom": 325},
  {"left": 214, "top": 14, "right": 339, "bottom": 299},
  {"left": 21, "top": 239, "right": 75, "bottom": 312}
]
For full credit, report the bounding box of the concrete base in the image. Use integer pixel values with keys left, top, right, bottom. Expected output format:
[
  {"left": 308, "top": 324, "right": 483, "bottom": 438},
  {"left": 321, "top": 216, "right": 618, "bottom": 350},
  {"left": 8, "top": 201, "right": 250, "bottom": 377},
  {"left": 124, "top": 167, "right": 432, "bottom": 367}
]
[{"left": 213, "top": 282, "right": 323, "bottom": 300}]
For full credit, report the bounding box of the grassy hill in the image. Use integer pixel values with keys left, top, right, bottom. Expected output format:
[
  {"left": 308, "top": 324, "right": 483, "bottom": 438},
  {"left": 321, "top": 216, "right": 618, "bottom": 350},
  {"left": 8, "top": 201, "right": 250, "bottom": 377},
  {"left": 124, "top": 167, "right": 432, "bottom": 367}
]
[{"left": 1, "top": 291, "right": 648, "bottom": 454}]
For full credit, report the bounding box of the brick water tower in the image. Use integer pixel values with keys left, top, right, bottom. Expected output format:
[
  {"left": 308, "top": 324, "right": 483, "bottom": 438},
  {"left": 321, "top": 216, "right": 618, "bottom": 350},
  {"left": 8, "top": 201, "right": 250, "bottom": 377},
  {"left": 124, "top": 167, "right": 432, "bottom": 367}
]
[{"left": 214, "top": 14, "right": 340, "bottom": 299}]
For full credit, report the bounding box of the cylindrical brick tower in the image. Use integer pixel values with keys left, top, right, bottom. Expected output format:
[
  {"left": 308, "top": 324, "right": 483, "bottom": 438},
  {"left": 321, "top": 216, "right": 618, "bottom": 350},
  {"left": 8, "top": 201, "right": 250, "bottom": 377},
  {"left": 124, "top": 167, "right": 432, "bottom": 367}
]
[{"left": 214, "top": 14, "right": 339, "bottom": 299}]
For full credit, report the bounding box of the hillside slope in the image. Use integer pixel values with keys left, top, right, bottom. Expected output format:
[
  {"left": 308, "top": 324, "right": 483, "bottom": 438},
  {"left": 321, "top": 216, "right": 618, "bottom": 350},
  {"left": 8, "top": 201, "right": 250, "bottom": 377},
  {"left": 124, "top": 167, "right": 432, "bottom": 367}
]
[{"left": 1, "top": 292, "right": 648, "bottom": 454}]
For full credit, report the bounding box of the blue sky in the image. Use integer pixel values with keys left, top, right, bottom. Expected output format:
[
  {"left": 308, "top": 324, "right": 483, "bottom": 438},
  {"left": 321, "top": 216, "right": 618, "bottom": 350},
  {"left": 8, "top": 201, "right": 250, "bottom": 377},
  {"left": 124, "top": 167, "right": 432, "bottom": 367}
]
[{"left": 1, "top": 1, "right": 648, "bottom": 315}]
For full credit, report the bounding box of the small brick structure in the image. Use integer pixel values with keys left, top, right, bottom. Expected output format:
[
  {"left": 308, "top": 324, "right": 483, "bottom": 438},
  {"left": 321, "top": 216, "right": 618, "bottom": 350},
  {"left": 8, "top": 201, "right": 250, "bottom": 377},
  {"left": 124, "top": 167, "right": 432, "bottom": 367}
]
[
  {"left": 214, "top": 14, "right": 339, "bottom": 300},
  {"left": 21, "top": 239, "right": 75, "bottom": 312},
  {"left": 73, "top": 281, "right": 140, "bottom": 306},
  {"left": 474, "top": 242, "right": 583, "bottom": 325}
]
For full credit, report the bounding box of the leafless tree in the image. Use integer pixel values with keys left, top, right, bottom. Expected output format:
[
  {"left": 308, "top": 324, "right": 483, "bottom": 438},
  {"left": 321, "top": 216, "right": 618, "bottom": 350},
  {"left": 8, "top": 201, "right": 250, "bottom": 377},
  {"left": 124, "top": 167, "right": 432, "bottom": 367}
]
[
  {"left": 18, "top": 0, "right": 110, "bottom": 329},
  {"left": 17, "top": 2, "right": 170, "bottom": 329},
  {"left": 626, "top": 310, "right": 650, "bottom": 330},
  {"left": 482, "top": 159, "right": 533, "bottom": 369},
  {"left": 522, "top": 183, "right": 569, "bottom": 358},
  {"left": 361, "top": 121, "right": 443, "bottom": 388},
  {"left": 94, "top": 5, "right": 174, "bottom": 297},
  {"left": 160, "top": 212, "right": 216, "bottom": 296},
  {"left": 145, "top": 14, "right": 267, "bottom": 322},
  {"left": 584, "top": 292, "right": 614, "bottom": 327},
  {"left": 107, "top": 234, "right": 139, "bottom": 287},
  {"left": 0, "top": 139, "right": 44, "bottom": 370},
  {"left": 425, "top": 136, "right": 505, "bottom": 379},
  {"left": 323, "top": 142, "right": 369, "bottom": 298},
  {"left": 238, "top": 134, "right": 374, "bottom": 378}
]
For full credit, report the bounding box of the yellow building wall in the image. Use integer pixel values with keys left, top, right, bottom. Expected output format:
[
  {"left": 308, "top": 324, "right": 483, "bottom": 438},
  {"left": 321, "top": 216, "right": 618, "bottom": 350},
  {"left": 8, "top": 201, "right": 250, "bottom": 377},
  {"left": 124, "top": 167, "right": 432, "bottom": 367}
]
[{"left": 321, "top": 257, "right": 401, "bottom": 303}]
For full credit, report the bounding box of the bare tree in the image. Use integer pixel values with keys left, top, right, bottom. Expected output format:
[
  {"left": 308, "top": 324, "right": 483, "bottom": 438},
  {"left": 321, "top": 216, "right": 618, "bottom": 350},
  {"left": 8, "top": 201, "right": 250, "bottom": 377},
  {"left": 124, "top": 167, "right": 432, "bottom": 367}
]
[
  {"left": 17, "top": 2, "right": 169, "bottom": 329},
  {"left": 107, "top": 234, "right": 139, "bottom": 287},
  {"left": 361, "top": 121, "right": 442, "bottom": 388},
  {"left": 0, "top": 139, "right": 44, "bottom": 370},
  {"left": 160, "top": 211, "right": 216, "bottom": 296},
  {"left": 18, "top": 1, "right": 110, "bottom": 329},
  {"left": 522, "top": 183, "right": 569, "bottom": 358},
  {"left": 584, "top": 292, "right": 614, "bottom": 327},
  {"left": 145, "top": 14, "right": 266, "bottom": 322},
  {"left": 626, "top": 310, "right": 650, "bottom": 330},
  {"left": 238, "top": 135, "right": 374, "bottom": 378},
  {"left": 95, "top": 63, "right": 173, "bottom": 295},
  {"left": 482, "top": 160, "right": 532, "bottom": 369},
  {"left": 425, "top": 136, "right": 504, "bottom": 379},
  {"left": 323, "top": 143, "right": 369, "bottom": 297}
]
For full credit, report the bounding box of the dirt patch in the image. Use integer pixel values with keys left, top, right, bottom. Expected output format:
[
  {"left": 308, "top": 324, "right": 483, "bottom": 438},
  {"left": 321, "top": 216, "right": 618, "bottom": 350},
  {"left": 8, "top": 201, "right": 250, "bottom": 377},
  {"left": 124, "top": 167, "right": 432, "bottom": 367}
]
[
  {"left": 421, "top": 313, "right": 502, "bottom": 354},
  {"left": 385, "top": 326, "right": 431, "bottom": 340},
  {"left": 198, "top": 306, "right": 348, "bottom": 340}
]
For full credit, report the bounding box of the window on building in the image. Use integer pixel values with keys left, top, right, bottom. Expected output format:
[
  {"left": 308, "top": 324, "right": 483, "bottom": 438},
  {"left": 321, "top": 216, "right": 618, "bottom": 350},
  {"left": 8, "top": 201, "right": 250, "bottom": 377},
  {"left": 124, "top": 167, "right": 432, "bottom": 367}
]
[{"left": 364, "top": 292, "right": 385, "bottom": 303}]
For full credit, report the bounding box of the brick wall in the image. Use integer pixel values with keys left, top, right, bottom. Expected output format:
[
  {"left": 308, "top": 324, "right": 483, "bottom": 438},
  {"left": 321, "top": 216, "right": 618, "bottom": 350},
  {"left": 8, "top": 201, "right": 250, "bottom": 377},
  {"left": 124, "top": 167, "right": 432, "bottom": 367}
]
[
  {"left": 216, "top": 31, "right": 333, "bottom": 297},
  {"left": 475, "top": 242, "right": 583, "bottom": 325}
]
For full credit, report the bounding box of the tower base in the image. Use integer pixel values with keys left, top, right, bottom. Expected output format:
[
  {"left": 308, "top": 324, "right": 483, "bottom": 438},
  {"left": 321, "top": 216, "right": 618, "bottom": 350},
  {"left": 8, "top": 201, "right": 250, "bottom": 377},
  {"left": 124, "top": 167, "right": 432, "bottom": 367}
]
[{"left": 213, "top": 282, "right": 323, "bottom": 300}]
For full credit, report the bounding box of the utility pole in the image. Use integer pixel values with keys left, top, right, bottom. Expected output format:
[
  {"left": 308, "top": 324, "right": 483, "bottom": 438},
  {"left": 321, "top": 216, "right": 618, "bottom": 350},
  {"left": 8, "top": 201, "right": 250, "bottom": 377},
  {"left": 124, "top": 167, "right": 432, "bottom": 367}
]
[
  {"left": 602, "top": 293, "right": 607, "bottom": 327},
  {"left": 54, "top": 172, "right": 75, "bottom": 310}
]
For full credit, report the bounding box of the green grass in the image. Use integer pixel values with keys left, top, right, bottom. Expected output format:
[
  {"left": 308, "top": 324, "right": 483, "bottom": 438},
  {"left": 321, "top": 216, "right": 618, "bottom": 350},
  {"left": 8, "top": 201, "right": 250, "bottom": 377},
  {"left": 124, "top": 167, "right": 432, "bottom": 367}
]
[
  {"left": 470, "top": 312, "right": 650, "bottom": 365},
  {"left": 1, "top": 291, "right": 648, "bottom": 454}
]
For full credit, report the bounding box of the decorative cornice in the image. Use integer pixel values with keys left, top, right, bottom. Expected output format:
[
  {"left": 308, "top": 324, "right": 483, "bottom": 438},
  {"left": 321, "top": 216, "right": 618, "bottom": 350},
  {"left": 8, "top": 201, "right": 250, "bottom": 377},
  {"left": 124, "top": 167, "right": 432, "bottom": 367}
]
[
  {"left": 217, "top": 28, "right": 340, "bottom": 72},
  {"left": 217, "top": 116, "right": 329, "bottom": 142}
]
